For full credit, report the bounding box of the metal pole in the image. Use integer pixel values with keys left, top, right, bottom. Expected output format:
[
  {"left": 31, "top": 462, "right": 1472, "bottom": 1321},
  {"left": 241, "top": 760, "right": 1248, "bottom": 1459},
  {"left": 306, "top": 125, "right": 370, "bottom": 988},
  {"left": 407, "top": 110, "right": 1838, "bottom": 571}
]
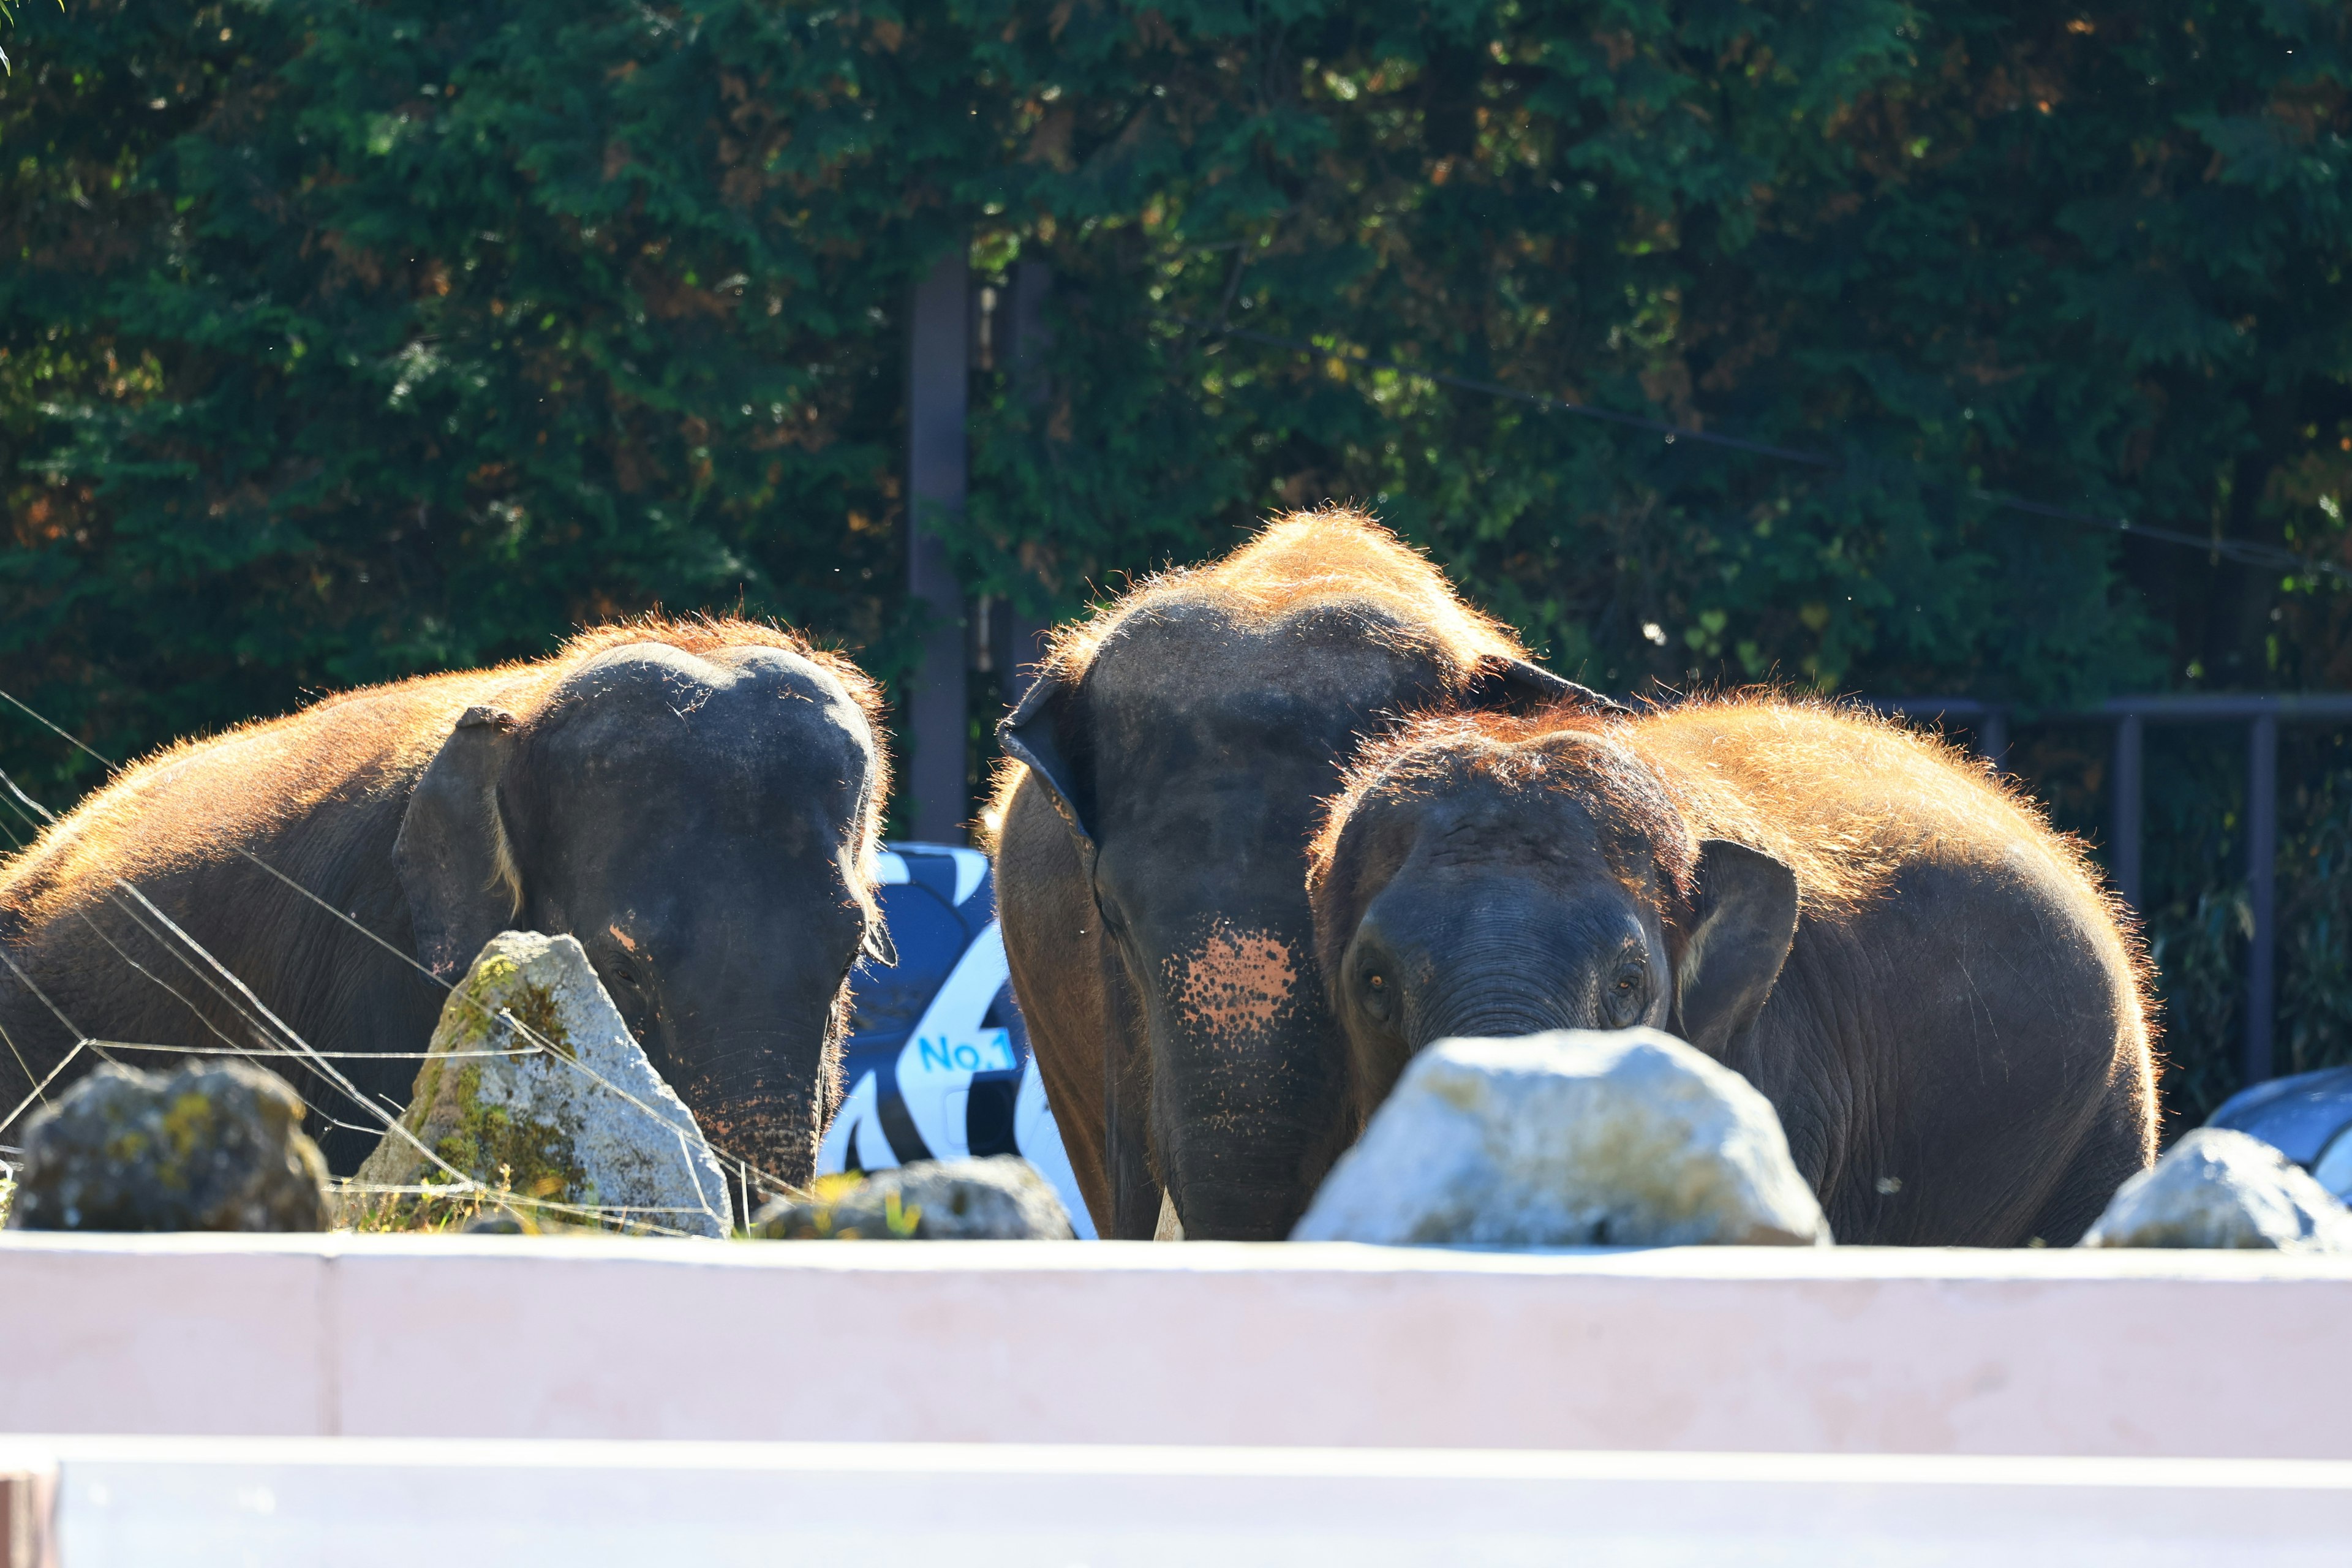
[
  {"left": 907, "top": 247, "right": 971, "bottom": 843},
  {"left": 999, "top": 259, "right": 1055, "bottom": 707},
  {"left": 2112, "top": 713, "right": 2143, "bottom": 910},
  {"left": 2245, "top": 712, "right": 2279, "bottom": 1084},
  {"left": 1978, "top": 708, "right": 2008, "bottom": 774}
]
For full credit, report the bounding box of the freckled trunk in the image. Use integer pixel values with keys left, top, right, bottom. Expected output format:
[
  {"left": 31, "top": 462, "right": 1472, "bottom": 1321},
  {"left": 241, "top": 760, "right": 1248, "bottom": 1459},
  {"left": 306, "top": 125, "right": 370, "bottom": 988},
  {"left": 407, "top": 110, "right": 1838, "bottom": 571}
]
[
  {"left": 678, "top": 1076, "right": 828, "bottom": 1189},
  {"left": 1147, "top": 915, "right": 1352, "bottom": 1240}
]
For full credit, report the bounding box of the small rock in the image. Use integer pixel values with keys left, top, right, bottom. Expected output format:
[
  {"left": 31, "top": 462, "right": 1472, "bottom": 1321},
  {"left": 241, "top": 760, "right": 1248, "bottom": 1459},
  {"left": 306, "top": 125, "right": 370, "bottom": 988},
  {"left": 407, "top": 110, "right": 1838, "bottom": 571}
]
[
  {"left": 2078, "top": 1126, "right": 2352, "bottom": 1253},
  {"left": 6, "top": 1060, "right": 330, "bottom": 1232},
  {"left": 460, "top": 1210, "right": 591, "bottom": 1236},
  {"left": 1292, "top": 1030, "right": 1831, "bottom": 1248},
  {"left": 349, "top": 930, "right": 730, "bottom": 1237},
  {"left": 752, "top": 1156, "right": 1074, "bottom": 1240}
]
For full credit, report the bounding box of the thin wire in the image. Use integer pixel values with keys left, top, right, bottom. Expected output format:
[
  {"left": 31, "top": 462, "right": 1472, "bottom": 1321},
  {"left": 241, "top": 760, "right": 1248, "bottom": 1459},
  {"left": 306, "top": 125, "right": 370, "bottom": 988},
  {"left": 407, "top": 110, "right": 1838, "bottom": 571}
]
[
  {"left": 69, "top": 862, "right": 354, "bottom": 1111},
  {"left": 235, "top": 847, "right": 799, "bottom": 1199},
  {"left": 0, "top": 1038, "right": 85, "bottom": 1139},
  {"left": 0, "top": 793, "right": 709, "bottom": 1236},
  {"left": 0, "top": 766, "right": 337, "bottom": 1102},
  {"left": 1170, "top": 315, "right": 2352, "bottom": 583},
  {"left": 0, "top": 760, "right": 439, "bottom": 1129},
  {"left": 0, "top": 943, "right": 92, "bottom": 1066},
  {"left": 0, "top": 1009, "right": 39, "bottom": 1105},
  {"left": 0, "top": 687, "right": 115, "bottom": 772},
  {"left": 97, "top": 1041, "right": 539, "bottom": 1060},
  {"left": 110, "top": 878, "right": 732, "bottom": 1231},
  {"left": 0, "top": 767, "right": 55, "bottom": 826},
  {"left": 102, "top": 878, "right": 514, "bottom": 1195},
  {"left": 1, "top": 696, "right": 778, "bottom": 1223},
  {"left": 72, "top": 908, "right": 256, "bottom": 1058}
]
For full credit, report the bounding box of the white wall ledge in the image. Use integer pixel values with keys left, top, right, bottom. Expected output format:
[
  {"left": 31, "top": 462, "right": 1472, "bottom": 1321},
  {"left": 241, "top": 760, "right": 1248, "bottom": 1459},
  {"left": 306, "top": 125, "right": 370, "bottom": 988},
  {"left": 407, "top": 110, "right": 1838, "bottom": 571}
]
[
  {"left": 2, "top": 1438, "right": 2350, "bottom": 1568},
  {"left": 0, "top": 1436, "right": 2345, "bottom": 1567},
  {"left": 2, "top": 1236, "right": 2346, "bottom": 1459}
]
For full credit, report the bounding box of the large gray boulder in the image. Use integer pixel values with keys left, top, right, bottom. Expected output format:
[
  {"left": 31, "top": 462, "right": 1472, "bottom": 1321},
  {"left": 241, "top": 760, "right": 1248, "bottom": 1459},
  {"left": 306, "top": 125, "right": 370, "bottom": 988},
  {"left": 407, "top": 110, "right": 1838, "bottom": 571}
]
[
  {"left": 2078, "top": 1126, "right": 2352, "bottom": 1253},
  {"left": 6, "top": 1060, "right": 330, "bottom": 1232},
  {"left": 349, "top": 930, "right": 731, "bottom": 1237},
  {"left": 1293, "top": 1030, "right": 1831, "bottom": 1248},
  {"left": 752, "top": 1156, "right": 1074, "bottom": 1240}
]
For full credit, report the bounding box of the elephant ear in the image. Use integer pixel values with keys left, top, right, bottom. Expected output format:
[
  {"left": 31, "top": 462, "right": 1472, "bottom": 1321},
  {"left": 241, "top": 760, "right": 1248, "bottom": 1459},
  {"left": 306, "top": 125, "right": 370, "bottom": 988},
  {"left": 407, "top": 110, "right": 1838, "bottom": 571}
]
[
  {"left": 396, "top": 705, "right": 524, "bottom": 980},
  {"left": 1672, "top": 839, "right": 1800, "bottom": 1054},
  {"left": 997, "top": 672, "right": 1095, "bottom": 849},
  {"left": 1460, "top": 656, "right": 1629, "bottom": 717}
]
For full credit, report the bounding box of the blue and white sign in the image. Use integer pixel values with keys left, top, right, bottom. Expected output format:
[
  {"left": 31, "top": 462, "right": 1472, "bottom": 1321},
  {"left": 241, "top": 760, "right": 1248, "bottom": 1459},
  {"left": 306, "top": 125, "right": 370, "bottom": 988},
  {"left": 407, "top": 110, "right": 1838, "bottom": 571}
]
[{"left": 816, "top": 842, "right": 1096, "bottom": 1238}]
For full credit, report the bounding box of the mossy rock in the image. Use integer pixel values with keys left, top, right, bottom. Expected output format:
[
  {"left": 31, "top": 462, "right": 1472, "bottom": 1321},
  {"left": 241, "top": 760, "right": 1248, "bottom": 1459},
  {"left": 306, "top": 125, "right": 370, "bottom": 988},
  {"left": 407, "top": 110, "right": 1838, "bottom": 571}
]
[
  {"left": 345, "top": 930, "right": 729, "bottom": 1237},
  {"left": 7, "top": 1061, "right": 330, "bottom": 1232},
  {"left": 750, "top": 1157, "right": 1074, "bottom": 1240}
]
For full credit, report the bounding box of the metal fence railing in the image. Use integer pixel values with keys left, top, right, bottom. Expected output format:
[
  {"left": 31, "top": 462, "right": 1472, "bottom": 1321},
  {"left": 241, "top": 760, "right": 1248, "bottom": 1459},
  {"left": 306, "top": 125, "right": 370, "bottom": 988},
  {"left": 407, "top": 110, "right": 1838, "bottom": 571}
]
[{"left": 1877, "top": 694, "right": 2352, "bottom": 1086}]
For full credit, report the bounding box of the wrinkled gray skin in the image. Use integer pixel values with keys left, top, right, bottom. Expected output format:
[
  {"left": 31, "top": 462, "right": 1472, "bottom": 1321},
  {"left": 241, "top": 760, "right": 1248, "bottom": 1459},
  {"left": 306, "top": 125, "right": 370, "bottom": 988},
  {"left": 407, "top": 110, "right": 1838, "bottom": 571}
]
[
  {"left": 996, "top": 598, "right": 1610, "bottom": 1242},
  {"left": 1311, "top": 733, "right": 2152, "bottom": 1246},
  {"left": 0, "top": 641, "right": 888, "bottom": 1188}
]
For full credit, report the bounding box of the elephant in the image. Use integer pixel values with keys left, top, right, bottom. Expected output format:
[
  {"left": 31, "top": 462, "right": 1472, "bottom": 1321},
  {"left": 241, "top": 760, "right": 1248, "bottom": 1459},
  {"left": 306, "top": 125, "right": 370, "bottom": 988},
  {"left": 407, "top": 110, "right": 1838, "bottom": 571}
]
[
  {"left": 1305, "top": 696, "right": 2157, "bottom": 1246},
  {"left": 0, "top": 617, "right": 892, "bottom": 1190},
  {"left": 987, "top": 508, "right": 1617, "bottom": 1240}
]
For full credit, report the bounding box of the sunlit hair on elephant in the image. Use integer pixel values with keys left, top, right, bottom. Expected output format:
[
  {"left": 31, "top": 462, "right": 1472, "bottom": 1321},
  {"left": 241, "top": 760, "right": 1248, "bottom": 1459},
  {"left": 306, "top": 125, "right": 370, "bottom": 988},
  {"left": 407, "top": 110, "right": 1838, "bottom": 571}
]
[
  {"left": 986, "top": 507, "right": 1619, "bottom": 1240},
  {"left": 1305, "top": 696, "right": 2157, "bottom": 1247},
  {"left": 0, "top": 616, "right": 892, "bottom": 1188}
]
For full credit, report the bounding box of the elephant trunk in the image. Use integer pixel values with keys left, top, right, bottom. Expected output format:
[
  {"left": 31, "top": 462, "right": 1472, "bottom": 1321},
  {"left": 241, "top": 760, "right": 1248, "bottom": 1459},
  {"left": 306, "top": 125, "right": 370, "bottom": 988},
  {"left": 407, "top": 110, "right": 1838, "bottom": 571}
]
[
  {"left": 1411, "top": 962, "right": 1583, "bottom": 1049},
  {"left": 665, "top": 995, "right": 846, "bottom": 1191},
  {"left": 674, "top": 1066, "right": 831, "bottom": 1190},
  {"left": 1147, "top": 916, "right": 1352, "bottom": 1241},
  {"left": 1403, "top": 926, "right": 1599, "bottom": 1050}
]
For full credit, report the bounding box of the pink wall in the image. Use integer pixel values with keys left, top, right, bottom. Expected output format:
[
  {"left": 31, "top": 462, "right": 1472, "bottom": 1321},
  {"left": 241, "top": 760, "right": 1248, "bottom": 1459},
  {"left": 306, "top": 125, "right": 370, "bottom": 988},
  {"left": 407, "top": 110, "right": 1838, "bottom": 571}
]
[{"left": 2, "top": 1235, "right": 2346, "bottom": 1459}]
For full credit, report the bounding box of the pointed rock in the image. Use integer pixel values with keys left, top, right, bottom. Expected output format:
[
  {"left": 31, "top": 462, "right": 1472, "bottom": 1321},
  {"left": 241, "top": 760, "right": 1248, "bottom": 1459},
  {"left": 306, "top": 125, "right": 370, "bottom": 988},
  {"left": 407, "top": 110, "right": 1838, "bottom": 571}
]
[{"left": 350, "top": 931, "right": 730, "bottom": 1237}]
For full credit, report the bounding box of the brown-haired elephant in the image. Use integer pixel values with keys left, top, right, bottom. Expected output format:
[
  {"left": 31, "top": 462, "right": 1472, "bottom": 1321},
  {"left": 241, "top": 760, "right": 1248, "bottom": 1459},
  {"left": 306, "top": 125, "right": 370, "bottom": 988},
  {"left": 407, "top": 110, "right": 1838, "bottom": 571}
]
[
  {"left": 987, "top": 508, "right": 1618, "bottom": 1240},
  {"left": 0, "top": 617, "right": 892, "bottom": 1186},
  {"left": 1305, "top": 696, "right": 2157, "bottom": 1246}
]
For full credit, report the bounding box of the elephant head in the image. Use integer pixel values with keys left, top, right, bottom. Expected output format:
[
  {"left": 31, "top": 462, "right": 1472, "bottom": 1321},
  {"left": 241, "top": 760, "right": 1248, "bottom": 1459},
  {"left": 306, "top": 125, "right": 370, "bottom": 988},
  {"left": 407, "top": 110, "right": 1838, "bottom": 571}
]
[
  {"left": 1001, "top": 594, "right": 1614, "bottom": 1240},
  {"left": 394, "top": 636, "right": 891, "bottom": 1186},
  {"left": 1308, "top": 712, "right": 1799, "bottom": 1123}
]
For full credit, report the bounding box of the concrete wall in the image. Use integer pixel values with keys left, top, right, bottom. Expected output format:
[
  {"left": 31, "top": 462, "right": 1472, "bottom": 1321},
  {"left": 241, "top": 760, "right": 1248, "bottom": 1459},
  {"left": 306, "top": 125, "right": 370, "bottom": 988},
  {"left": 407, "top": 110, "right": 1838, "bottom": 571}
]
[
  {"left": 8, "top": 1437, "right": 2352, "bottom": 1568},
  {"left": 4, "top": 1235, "right": 2347, "bottom": 1459}
]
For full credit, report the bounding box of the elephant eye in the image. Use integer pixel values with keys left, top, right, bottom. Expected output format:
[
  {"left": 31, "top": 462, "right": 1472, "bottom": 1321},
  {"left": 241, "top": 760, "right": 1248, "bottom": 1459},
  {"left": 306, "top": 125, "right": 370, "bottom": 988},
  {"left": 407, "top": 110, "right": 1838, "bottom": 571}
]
[
  {"left": 1360, "top": 970, "right": 1393, "bottom": 1022},
  {"left": 599, "top": 951, "right": 647, "bottom": 998},
  {"left": 1604, "top": 959, "right": 1649, "bottom": 1026}
]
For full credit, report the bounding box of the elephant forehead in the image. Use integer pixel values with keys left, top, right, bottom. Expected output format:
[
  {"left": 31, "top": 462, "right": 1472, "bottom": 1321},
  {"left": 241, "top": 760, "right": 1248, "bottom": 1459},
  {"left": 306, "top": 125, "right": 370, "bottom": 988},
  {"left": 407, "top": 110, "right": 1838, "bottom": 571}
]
[
  {"left": 1418, "top": 793, "right": 1617, "bottom": 867},
  {"left": 553, "top": 643, "right": 846, "bottom": 713},
  {"left": 1161, "top": 922, "right": 1302, "bottom": 1039},
  {"left": 1089, "top": 600, "right": 1444, "bottom": 716},
  {"left": 545, "top": 646, "right": 866, "bottom": 753}
]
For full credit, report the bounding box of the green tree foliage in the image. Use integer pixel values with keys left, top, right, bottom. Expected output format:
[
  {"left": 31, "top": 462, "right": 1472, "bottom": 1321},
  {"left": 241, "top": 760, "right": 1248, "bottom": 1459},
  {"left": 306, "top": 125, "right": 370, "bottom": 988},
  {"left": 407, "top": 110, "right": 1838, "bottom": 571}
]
[
  {"left": 959, "top": 0, "right": 2351, "bottom": 707},
  {"left": 1, "top": 0, "right": 995, "bottom": 805},
  {"left": 6, "top": 1, "right": 2352, "bottom": 1118}
]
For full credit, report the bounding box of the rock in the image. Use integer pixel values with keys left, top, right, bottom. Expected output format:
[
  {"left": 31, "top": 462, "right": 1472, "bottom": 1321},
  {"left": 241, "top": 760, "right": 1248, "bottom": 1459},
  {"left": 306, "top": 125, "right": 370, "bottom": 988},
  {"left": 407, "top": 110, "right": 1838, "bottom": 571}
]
[
  {"left": 752, "top": 1156, "right": 1074, "bottom": 1240},
  {"left": 349, "top": 930, "right": 731, "bottom": 1238},
  {"left": 6, "top": 1060, "right": 330, "bottom": 1232},
  {"left": 460, "top": 1211, "right": 591, "bottom": 1236},
  {"left": 1292, "top": 1029, "right": 1831, "bottom": 1248},
  {"left": 2078, "top": 1126, "right": 2352, "bottom": 1253},
  {"left": 2204, "top": 1064, "right": 2352, "bottom": 1201}
]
